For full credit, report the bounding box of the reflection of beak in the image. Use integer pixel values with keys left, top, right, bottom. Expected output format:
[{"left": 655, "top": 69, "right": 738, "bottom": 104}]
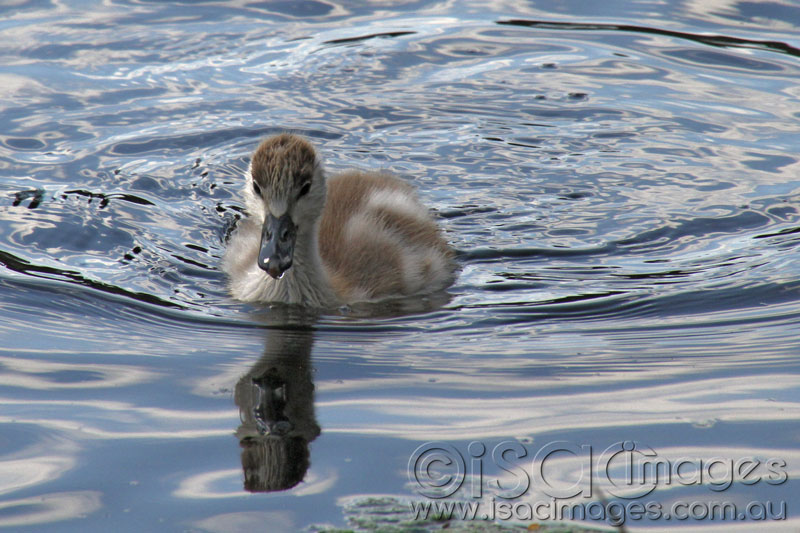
[{"left": 258, "top": 214, "right": 296, "bottom": 279}]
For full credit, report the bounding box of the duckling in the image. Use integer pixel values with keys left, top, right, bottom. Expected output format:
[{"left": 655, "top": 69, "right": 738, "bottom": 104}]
[{"left": 222, "top": 134, "right": 456, "bottom": 306}]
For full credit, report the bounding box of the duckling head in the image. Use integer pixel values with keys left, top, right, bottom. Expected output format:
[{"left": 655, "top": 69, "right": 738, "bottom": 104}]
[{"left": 244, "top": 134, "right": 326, "bottom": 279}]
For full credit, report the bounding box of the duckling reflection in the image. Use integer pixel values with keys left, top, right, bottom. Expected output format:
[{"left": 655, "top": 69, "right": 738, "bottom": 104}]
[{"left": 234, "top": 325, "right": 319, "bottom": 492}]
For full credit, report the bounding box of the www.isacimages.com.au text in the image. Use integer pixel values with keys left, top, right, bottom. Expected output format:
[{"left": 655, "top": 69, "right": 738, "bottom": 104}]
[{"left": 410, "top": 497, "right": 787, "bottom": 526}]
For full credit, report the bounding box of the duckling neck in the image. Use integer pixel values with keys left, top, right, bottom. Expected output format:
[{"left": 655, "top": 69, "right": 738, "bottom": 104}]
[{"left": 279, "top": 223, "right": 338, "bottom": 307}]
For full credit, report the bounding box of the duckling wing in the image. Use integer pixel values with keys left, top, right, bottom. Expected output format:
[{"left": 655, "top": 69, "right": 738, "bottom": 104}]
[{"left": 318, "top": 171, "right": 455, "bottom": 302}]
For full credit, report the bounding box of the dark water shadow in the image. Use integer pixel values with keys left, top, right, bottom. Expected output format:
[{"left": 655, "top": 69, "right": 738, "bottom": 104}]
[{"left": 497, "top": 19, "right": 800, "bottom": 58}]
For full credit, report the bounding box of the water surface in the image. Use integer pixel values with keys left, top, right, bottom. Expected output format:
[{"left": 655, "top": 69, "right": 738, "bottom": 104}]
[{"left": 1, "top": 0, "right": 799, "bottom": 531}]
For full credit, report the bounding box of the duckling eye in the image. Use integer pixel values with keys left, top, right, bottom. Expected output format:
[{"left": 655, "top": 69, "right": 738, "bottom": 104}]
[
  {"left": 297, "top": 182, "right": 311, "bottom": 199},
  {"left": 252, "top": 181, "right": 262, "bottom": 197}
]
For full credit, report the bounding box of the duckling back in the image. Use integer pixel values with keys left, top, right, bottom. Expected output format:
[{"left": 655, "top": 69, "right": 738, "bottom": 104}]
[{"left": 318, "top": 171, "right": 455, "bottom": 302}]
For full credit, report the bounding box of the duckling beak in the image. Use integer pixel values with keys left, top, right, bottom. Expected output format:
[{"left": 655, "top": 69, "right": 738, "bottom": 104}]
[{"left": 258, "top": 213, "right": 296, "bottom": 279}]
